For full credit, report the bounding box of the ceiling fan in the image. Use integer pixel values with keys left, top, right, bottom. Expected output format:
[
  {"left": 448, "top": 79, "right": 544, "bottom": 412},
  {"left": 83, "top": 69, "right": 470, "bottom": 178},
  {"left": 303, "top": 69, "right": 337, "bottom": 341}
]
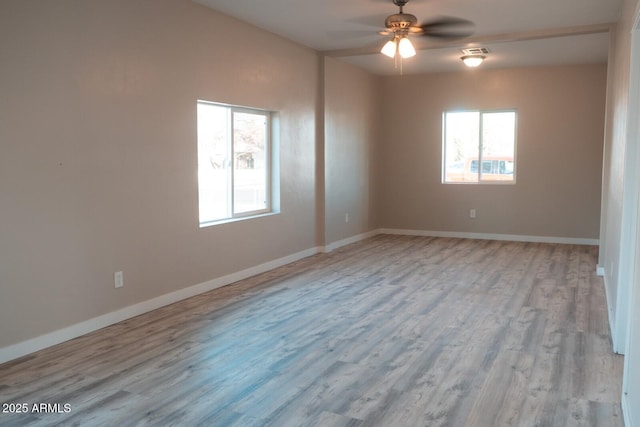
[{"left": 378, "top": 0, "right": 474, "bottom": 60}]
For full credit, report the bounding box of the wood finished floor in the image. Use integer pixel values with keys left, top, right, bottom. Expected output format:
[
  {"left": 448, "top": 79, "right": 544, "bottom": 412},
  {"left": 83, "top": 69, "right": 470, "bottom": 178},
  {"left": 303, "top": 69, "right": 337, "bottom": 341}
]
[{"left": 0, "top": 235, "right": 624, "bottom": 427}]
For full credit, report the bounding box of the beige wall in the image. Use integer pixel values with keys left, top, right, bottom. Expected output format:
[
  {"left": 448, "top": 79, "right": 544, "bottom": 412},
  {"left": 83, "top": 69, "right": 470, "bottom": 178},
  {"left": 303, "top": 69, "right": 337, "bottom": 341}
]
[
  {"left": 376, "top": 65, "right": 607, "bottom": 239},
  {"left": 600, "top": 0, "right": 640, "bottom": 421},
  {"left": 0, "top": 0, "right": 615, "bottom": 366},
  {"left": 0, "top": 0, "right": 321, "bottom": 348},
  {"left": 600, "top": 0, "right": 639, "bottom": 352},
  {"left": 601, "top": 24, "right": 631, "bottom": 343},
  {"left": 323, "top": 58, "right": 380, "bottom": 246}
]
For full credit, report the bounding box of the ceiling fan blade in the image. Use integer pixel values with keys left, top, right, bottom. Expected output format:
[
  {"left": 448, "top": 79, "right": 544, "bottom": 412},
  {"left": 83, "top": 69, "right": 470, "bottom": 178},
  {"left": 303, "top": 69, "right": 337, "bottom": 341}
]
[{"left": 417, "top": 16, "right": 474, "bottom": 39}]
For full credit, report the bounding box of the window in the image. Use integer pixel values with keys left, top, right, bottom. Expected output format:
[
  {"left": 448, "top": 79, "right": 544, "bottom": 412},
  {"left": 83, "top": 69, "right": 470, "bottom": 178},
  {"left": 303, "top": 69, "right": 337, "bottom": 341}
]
[
  {"left": 442, "top": 110, "right": 516, "bottom": 184},
  {"left": 197, "top": 101, "right": 271, "bottom": 225}
]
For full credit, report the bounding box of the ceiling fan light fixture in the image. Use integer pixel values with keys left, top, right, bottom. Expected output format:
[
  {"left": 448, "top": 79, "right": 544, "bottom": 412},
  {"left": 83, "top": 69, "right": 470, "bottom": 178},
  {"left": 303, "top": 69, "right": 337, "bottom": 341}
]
[
  {"left": 398, "top": 37, "right": 416, "bottom": 58},
  {"left": 461, "top": 55, "right": 485, "bottom": 67},
  {"left": 381, "top": 39, "right": 397, "bottom": 58},
  {"left": 378, "top": 0, "right": 475, "bottom": 70}
]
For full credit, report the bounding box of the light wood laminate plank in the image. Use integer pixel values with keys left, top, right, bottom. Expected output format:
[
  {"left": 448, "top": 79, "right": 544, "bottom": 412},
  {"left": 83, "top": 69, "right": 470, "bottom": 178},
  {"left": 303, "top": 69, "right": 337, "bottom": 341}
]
[{"left": 0, "top": 236, "right": 624, "bottom": 426}]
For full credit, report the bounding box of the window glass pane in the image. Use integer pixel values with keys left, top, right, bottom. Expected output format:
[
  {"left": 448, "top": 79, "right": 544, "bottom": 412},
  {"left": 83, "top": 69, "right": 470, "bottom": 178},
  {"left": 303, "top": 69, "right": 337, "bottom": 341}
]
[
  {"left": 480, "top": 112, "right": 515, "bottom": 182},
  {"left": 444, "top": 112, "right": 480, "bottom": 183},
  {"left": 197, "top": 101, "right": 273, "bottom": 226},
  {"left": 233, "top": 111, "right": 267, "bottom": 215},
  {"left": 197, "top": 103, "right": 230, "bottom": 222},
  {"left": 443, "top": 110, "right": 516, "bottom": 184}
]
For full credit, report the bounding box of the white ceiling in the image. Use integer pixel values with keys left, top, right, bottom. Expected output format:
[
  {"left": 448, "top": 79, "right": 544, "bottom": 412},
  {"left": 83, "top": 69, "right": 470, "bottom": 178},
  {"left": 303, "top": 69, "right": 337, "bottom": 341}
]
[{"left": 193, "top": 0, "right": 622, "bottom": 75}]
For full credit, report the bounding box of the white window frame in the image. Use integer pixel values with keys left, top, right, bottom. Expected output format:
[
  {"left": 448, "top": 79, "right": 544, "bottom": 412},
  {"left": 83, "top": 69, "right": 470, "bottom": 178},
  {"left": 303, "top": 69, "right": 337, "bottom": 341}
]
[
  {"left": 197, "top": 100, "right": 272, "bottom": 226},
  {"left": 442, "top": 109, "right": 517, "bottom": 185}
]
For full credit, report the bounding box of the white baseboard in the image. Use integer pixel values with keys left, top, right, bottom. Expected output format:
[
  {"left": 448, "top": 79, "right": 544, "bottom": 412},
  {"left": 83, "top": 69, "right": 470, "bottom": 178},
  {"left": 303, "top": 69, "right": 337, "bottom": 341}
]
[
  {"left": 320, "top": 230, "right": 380, "bottom": 253},
  {"left": 0, "top": 246, "right": 319, "bottom": 365},
  {"left": 0, "top": 227, "right": 602, "bottom": 365},
  {"left": 602, "top": 274, "right": 615, "bottom": 351},
  {"left": 622, "top": 391, "right": 633, "bottom": 427},
  {"left": 379, "top": 228, "right": 599, "bottom": 246},
  {"left": 600, "top": 265, "right": 622, "bottom": 355}
]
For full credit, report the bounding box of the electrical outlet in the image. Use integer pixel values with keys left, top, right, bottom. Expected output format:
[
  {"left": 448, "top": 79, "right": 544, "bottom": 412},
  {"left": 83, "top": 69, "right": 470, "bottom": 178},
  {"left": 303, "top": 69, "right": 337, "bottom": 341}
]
[
  {"left": 345, "top": 213, "right": 349, "bottom": 223},
  {"left": 114, "top": 271, "right": 124, "bottom": 288},
  {"left": 470, "top": 209, "right": 476, "bottom": 219}
]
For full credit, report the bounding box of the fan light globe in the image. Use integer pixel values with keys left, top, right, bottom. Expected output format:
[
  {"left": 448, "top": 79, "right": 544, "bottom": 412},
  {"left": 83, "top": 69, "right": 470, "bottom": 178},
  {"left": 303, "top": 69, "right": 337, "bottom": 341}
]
[
  {"left": 381, "top": 39, "right": 397, "bottom": 58},
  {"left": 398, "top": 37, "right": 416, "bottom": 58},
  {"left": 461, "top": 55, "right": 485, "bottom": 67}
]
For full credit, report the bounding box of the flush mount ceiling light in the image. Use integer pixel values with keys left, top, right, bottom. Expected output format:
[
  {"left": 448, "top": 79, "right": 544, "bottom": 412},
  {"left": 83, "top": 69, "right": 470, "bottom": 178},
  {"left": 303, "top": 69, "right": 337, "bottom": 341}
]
[
  {"left": 460, "top": 47, "right": 489, "bottom": 68},
  {"left": 461, "top": 55, "right": 486, "bottom": 67}
]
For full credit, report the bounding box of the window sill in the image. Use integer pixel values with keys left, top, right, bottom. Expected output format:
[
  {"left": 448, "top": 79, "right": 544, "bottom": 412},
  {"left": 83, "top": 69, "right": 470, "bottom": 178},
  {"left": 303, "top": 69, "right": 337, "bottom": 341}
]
[
  {"left": 442, "top": 181, "right": 516, "bottom": 185},
  {"left": 199, "top": 211, "right": 279, "bottom": 228}
]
